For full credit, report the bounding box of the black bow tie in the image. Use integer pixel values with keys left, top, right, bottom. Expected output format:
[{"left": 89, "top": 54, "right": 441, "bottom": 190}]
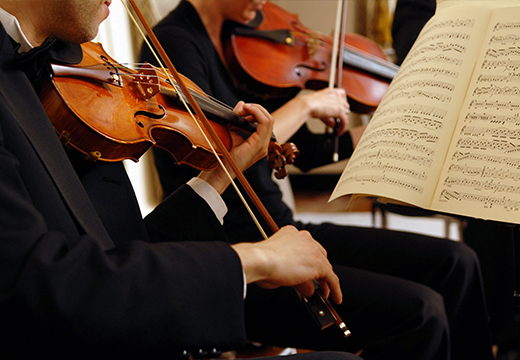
[{"left": 14, "top": 37, "right": 83, "bottom": 84}]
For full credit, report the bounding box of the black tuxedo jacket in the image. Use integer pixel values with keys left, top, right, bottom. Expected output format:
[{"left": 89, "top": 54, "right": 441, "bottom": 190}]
[{"left": 0, "top": 24, "right": 245, "bottom": 358}]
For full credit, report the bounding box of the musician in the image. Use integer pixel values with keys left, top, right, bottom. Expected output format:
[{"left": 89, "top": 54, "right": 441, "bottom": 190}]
[
  {"left": 0, "top": 1, "right": 366, "bottom": 359},
  {"left": 140, "top": 0, "right": 494, "bottom": 359}
]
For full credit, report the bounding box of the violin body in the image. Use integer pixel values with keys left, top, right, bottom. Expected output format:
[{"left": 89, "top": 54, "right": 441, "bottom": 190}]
[
  {"left": 38, "top": 41, "right": 296, "bottom": 178},
  {"left": 39, "top": 42, "right": 234, "bottom": 169},
  {"left": 225, "top": 1, "right": 398, "bottom": 114}
]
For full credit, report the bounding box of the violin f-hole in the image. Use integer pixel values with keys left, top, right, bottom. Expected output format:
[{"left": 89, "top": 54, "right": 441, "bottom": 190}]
[
  {"left": 134, "top": 104, "right": 166, "bottom": 127},
  {"left": 295, "top": 62, "right": 328, "bottom": 77}
]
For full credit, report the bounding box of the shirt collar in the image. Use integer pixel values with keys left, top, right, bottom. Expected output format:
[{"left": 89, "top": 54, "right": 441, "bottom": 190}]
[{"left": 0, "top": 6, "right": 34, "bottom": 53}]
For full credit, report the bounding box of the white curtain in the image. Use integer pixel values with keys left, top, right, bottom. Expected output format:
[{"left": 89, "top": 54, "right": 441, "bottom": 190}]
[{"left": 93, "top": 1, "right": 182, "bottom": 216}]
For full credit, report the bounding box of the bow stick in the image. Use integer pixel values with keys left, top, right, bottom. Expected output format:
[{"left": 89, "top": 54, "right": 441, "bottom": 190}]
[
  {"left": 329, "top": 0, "right": 349, "bottom": 163},
  {"left": 126, "top": 0, "right": 277, "bottom": 237},
  {"left": 125, "top": 0, "right": 350, "bottom": 338}
]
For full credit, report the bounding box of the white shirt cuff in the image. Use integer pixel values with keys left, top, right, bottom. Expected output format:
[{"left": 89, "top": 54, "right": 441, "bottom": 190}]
[{"left": 187, "top": 177, "right": 227, "bottom": 225}]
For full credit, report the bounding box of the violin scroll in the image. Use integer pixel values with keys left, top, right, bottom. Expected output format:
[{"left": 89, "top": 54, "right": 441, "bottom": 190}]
[{"left": 268, "top": 141, "right": 299, "bottom": 179}]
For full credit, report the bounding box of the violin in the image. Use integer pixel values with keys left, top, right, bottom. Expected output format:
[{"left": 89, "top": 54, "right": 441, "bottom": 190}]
[
  {"left": 224, "top": 1, "right": 400, "bottom": 114},
  {"left": 38, "top": 41, "right": 298, "bottom": 179}
]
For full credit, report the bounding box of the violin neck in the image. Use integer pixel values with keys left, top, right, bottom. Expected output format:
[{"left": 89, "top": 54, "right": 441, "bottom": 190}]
[
  {"left": 342, "top": 46, "right": 399, "bottom": 80},
  {"left": 160, "top": 86, "right": 276, "bottom": 141},
  {"left": 232, "top": 27, "right": 399, "bottom": 81}
]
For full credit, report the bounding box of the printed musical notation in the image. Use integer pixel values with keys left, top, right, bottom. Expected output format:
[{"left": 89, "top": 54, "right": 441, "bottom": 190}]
[
  {"left": 448, "top": 163, "right": 520, "bottom": 181},
  {"left": 381, "top": 89, "right": 452, "bottom": 104},
  {"left": 485, "top": 47, "right": 520, "bottom": 58},
  {"left": 374, "top": 103, "right": 447, "bottom": 119},
  {"left": 387, "top": 79, "right": 456, "bottom": 92},
  {"left": 481, "top": 59, "right": 520, "bottom": 71},
  {"left": 395, "top": 67, "right": 460, "bottom": 82},
  {"left": 363, "top": 139, "right": 435, "bottom": 155},
  {"left": 489, "top": 34, "right": 520, "bottom": 44},
  {"left": 358, "top": 127, "right": 439, "bottom": 144},
  {"left": 422, "top": 18, "right": 476, "bottom": 35},
  {"left": 456, "top": 138, "right": 520, "bottom": 153},
  {"left": 493, "top": 22, "right": 520, "bottom": 32},
  {"left": 414, "top": 32, "right": 471, "bottom": 49},
  {"left": 464, "top": 112, "right": 520, "bottom": 126},
  {"left": 336, "top": 174, "right": 425, "bottom": 195},
  {"left": 381, "top": 80, "right": 454, "bottom": 105},
  {"left": 472, "top": 85, "right": 520, "bottom": 97},
  {"left": 451, "top": 151, "right": 520, "bottom": 168},
  {"left": 439, "top": 189, "right": 520, "bottom": 211},
  {"left": 460, "top": 125, "right": 520, "bottom": 140},
  {"left": 468, "top": 99, "right": 520, "bottom": 111},
  {"left": 399, "top": 54, "right": 463, "bottom": 73},
  {"left": 408, "top": 42, "right": 467, "bottom": 59},
  {"left": 443, "top": 176, "right": 520, "bottom": 195},
  {"left": 347, "top": 148, "right": 433, "bottom": 168},
  {"left": 330, "top": 3, "right": 520, "bottom": 224},
  {"left": 434, "top": 8, "right": 520, "bottom": 218},
  {"left": 347, "top": 161, "right": 428, "bottom": 181},
  {"left": 476, "top": 73, "right": 520, "bottom": 83}
]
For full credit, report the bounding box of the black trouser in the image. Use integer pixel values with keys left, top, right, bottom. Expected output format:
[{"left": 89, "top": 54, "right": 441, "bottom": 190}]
[
  {"left": 244, "top": 224, "right": 493, "bottom": 360},
  {"left": 463, "top": 218, "right": 518, "bottom": 351}
]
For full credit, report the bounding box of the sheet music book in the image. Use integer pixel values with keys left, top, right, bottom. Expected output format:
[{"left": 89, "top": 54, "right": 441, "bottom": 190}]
[{"left": 330, "top": 1, "right": 520, "bottom": 224}]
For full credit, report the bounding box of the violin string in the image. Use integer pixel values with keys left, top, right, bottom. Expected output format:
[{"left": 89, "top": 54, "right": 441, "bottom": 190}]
[
  {"left": 121, "top": 0, "right": 269, "bottom": 240},
  {"left": 110, "top": 62, "right": 255, "bottom": 136},
  {"left": 112, "top": 62, "right": 241, "bottom": 124},
  {"left": 153, "top": 70, "right": 234, "bottom": 110}
]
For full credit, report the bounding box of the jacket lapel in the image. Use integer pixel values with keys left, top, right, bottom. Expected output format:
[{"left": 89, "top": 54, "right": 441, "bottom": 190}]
[
  {"left": 0, "top": 29, "right": 115, "bottom": 250},
  {"left": 13, "top": 88, "right": 116, "bottom": 250}
]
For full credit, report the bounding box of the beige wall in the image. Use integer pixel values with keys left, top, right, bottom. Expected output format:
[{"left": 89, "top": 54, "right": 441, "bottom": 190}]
[
  {"left": 150, "top": 0, "right": 366, "bottom": 35},
  {"left": 271, "top": 0, "right": 357, "bottom": 35}
]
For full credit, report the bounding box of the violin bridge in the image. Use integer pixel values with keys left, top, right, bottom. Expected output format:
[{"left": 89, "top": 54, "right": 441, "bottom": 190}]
[
  {"left": 134, "top": 63, "right": 160, "bottom": 100},
  {"left": 307, "top": 32, "right": 319, "bottom": 57}
]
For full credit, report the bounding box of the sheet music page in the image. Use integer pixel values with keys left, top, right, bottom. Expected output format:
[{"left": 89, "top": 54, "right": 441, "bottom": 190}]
[
  {"left": 330, "top": 4, "right": 492, "bottom": 207},
  {"left": 431, "top": 5, "right": 520, "bottom": 224}
]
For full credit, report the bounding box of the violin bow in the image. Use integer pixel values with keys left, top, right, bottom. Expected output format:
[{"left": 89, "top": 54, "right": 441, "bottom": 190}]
[
  {"left": 329, "top": 0, "right": 349, "bottom": 163},
  {"left": 124, "top": 0, "right": 350, "bottom": 338},
  {"left": 125, "top": 0, "right": 276, "bottom": 238}
]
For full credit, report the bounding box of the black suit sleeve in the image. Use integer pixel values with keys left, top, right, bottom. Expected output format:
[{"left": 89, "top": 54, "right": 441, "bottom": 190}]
[
  {"left": 144, "top": 184, "right": 229, "bottom": 242},
  {"left": 0, "top": 136, "right": 246, "bottom": 356}
]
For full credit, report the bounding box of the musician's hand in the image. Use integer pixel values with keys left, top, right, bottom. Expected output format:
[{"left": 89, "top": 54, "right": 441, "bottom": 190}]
[
  {"left": 231, "top": 225, "right": 343, "bottom": 304},
  {"left": 272, "top": 88, "right": 349, "bottom": 143},
  {"left": 303, "top": 88, "right": 350, "bottom": 136},
  {"left": 198, "top": 101, "right": 274, "bottom": 194}
]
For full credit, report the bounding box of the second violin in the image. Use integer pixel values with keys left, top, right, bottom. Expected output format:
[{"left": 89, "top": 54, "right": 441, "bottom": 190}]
[{"left": 224, "top": 1, "right": 400, "bottom": 114}]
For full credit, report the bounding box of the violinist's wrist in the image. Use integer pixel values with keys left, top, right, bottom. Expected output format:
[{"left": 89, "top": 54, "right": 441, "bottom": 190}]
[
  {"left": 231, "top": 242, "right": 270, "bottom": 285},
  {"left": 198, "top": 169, "right": 232, "bottom": 195},
  {"left": 297, "top": 92, "right": 316, "bottom": 117}
]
